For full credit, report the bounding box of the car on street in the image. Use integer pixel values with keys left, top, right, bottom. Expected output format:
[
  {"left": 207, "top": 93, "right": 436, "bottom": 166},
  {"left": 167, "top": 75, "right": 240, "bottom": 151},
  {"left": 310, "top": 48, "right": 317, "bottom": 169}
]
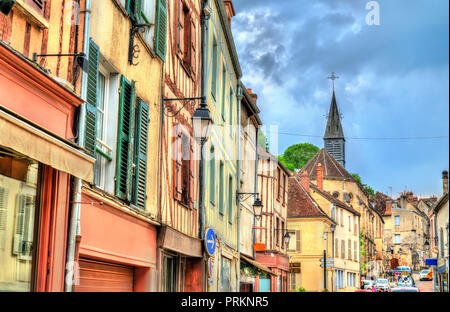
[
  {"left": 361, "top": 280, "right": 374, "bottom": 290},
  {"left": 389, "top": 266, "right": 412, "bottom": 276},
  {"left": 355, "top": 289, "right": 374, "bottom": 292},
  {"left": 419, "top": 269, "right": 432, "bottom": 281},
  {"left": 375, "top": 279, "right": 391, "bottom": 292},
  {"left": 390, "top": 286, "right": 420, "bottom": 292}
]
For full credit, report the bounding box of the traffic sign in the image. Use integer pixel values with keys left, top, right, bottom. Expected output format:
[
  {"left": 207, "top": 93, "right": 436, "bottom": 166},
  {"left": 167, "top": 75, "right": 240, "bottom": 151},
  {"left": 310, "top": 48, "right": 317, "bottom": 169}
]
[
  {"left": 320, "top": 258, "right": 334, "bottom": 262},
  {"left": 205, "top": 228, "right": 216, "bottom": 256},
  {"left": 320, "top": 263, "right": 334, "bottom": 268}
]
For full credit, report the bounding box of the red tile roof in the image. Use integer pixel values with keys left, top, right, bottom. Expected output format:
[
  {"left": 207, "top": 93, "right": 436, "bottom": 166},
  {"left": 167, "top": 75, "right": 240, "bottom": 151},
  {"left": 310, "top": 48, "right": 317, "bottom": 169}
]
[
  {"left": 309, "top": 184, "right": 360, "bottom": 216},
  {"left": 288, "top": 177, "right": 330, "bottom": 219},
  {"left": 299, "top": 148, "right": 354, "bottom": 180}
]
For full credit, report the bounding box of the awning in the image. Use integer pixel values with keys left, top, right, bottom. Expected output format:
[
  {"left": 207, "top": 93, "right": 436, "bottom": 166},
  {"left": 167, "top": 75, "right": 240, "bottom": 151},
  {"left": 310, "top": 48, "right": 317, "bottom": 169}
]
[
  {"left": 158, "top": 225, "right": 203, "bottom": 258},
  {"left": 0, "top": 109, "right": 95, "bottom": 182},
  {"left": 241, "top": 255, "right": 276, "bottom": 276}
]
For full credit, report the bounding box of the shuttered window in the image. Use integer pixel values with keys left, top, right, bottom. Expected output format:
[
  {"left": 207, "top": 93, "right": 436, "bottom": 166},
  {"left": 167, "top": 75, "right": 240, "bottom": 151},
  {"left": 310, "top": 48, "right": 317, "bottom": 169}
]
[
  {"left": 0, "top": 187, "right": 8, "bottom": 251},
  {"left": 348, "top": 239, "right": 352, "bottom": 260},
  {"left": 132, "top": 100, "right": 149, "bottom": 209},
  {"left": 354, "top": 241, "right": 357, "bottom": 260},
  {"left": 335, "top": 238, "right": 339, "bottom": 258},
  {"left": 25, "top": 0, "right": 46, "bottom": 16},
  {"left": 211, "top": 37, "right": 218, "bottom": 100},
  {"left": 85, "top": 39, "right": 100, "bottom": 157},
  {"left": 218, "top": 161, "right": 224, "bottom": 215},
  {"left": 155, "top": 0, "right": 167, "bottom": 60},
  {"left": 209, "top": 146, "right": 215, "bottom": 205},
  {"left": 296, "top": 230, "right": 301, "bottom": 252},
  {"left": 173, "top": 126, "right": 195, "bottom": 208},
  {"left": 341, "top": 240, "right": 345, "bottom": 259},
  {"left": 116, "top": 76, "right": 136, "bottom": 201},
  {"left": 227, "top": 176, "right": 233, "bottom": 224}
]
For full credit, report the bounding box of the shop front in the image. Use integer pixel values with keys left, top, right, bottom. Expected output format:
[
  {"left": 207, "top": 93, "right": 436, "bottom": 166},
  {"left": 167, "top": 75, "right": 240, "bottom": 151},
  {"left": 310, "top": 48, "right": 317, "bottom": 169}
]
[
  {"left": 437, "top": 258, "right": 448, "bottom": 292},
  {"left": 255, "top": 251, "right": 290, "bottom": 292},
  {"left": 157, "top": 225, "right": 204, "bottom": 292},
  {"left": 73, "top": 190, "right": 158, "bottom": 292},
  {"left": 240, "top": 255, "right": 276, "bottom": 292},
  {"left": 0, "top": 42, "right": 94, "bottom": 292}
]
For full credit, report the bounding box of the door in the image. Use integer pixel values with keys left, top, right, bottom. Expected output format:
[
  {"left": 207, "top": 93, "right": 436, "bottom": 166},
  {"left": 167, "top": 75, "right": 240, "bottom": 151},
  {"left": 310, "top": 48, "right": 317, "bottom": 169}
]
[
  {"left": 74, "top": 258, "right": 134, "bottom": 292},
  {"left": 259, "top": 278, "right": 271, "bottom": 292}
]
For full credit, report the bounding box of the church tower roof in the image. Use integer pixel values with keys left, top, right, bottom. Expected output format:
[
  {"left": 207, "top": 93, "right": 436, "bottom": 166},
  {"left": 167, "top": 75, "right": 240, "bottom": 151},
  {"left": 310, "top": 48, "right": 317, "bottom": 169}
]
[{"left": 324, "top": 91, "right": 345, "bottom": 139}]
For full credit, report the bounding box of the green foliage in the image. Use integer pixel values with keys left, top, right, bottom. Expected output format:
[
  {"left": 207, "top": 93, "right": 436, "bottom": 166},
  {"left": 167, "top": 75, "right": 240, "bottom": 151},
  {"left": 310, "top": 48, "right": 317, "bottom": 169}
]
[
  {"left": 258, "top": 131, "right": 268, "bottom": 150},
  {"left": 321, "top": 289, "right": 330, "bottom": 292},
  {"left": 352, "top": 173, "right": 375, "bottom": 197},
  {"left": 293, "top": 286, "right": 306, "bottom": 292},
  {"left": 360, "top": 231, "right": 367, "bottom": 271},
  {"left": 279, "top": 143, "right": 320, "bottom": 171}
]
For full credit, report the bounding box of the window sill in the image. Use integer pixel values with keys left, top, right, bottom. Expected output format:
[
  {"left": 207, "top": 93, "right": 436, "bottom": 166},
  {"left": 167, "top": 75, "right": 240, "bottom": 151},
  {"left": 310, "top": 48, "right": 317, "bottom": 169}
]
[{"left": 14, "top": 0, "right": 49, "bottom": 29}]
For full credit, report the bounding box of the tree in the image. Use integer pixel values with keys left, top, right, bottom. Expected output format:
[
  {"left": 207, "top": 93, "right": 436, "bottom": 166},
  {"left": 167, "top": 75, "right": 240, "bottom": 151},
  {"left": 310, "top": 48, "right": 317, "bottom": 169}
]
[
  {"left": 352, "top": 173, "right": 375, "bottom": 197},
  {"left": 279, "top": 143, "right": 319, "bottom": 171}
]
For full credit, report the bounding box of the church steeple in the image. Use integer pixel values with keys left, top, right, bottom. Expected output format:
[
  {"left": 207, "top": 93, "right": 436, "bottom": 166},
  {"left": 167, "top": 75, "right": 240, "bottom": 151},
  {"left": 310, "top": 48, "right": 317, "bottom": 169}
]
[{"left": 324, "top": 73, "right": 346, "bottom": 167}]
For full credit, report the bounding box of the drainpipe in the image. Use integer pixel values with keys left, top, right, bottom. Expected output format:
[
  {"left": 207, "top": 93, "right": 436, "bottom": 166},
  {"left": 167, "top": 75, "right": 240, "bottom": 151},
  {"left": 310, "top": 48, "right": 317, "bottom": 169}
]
[
  {"left": 253, "top": 127, "right": 259, "bottom": 260},
  {"left": 236, "top": 84, "right": 243, "bottom": 292},
  {"left": 65, "top": 0, "right": 91, "bottom": 292}
]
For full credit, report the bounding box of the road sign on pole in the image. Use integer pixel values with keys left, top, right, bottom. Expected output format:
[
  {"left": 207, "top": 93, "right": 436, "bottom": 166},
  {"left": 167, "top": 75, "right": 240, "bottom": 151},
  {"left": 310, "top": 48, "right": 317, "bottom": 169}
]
[
  {"left": 321, "top": 263, "right": 334, "bottom": 268},
  {"left": 320, "top": 258, "right": 334, "bottom": 262}
]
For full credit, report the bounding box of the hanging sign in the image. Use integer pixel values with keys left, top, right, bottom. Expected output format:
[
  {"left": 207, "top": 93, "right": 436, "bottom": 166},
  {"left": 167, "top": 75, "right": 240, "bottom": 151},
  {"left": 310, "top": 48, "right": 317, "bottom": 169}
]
[{"left": 205, "top": 228, "right": 216, "bottom": 257}]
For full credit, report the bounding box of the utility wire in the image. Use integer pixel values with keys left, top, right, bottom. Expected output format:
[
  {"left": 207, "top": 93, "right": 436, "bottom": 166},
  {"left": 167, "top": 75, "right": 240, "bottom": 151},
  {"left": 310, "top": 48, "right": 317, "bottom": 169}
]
[{"left": 272, "top": 131, "right": 449, "bottom": 141}]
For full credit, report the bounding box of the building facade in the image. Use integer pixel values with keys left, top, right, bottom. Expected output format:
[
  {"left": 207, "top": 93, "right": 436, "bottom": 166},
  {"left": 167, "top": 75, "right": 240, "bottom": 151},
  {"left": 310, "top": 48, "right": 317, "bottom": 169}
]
[
  {"left": 0, "top": 0, "right": 94, "bottom": 291},
  {"left": 255, "top": 147, "right": 290, "bottom": 292},
  {"left": 71, "top": 0, "right": 164, "bottom": 292},
  {"left": 203, "top": 0, "right": 241, "bottom": 292}
]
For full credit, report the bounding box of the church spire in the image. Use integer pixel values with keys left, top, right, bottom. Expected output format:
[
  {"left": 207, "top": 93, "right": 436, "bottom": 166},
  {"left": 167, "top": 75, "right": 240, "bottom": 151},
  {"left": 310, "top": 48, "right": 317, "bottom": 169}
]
[{"left": 324, "top": 73, "right": 346, "bottom": 167}]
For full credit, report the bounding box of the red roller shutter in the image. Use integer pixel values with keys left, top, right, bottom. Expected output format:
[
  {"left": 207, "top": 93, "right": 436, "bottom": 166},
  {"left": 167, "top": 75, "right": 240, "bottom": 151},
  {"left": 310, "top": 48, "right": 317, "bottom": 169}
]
[{"left": 74, "top": 258, "right": 134, "bottom": 292}]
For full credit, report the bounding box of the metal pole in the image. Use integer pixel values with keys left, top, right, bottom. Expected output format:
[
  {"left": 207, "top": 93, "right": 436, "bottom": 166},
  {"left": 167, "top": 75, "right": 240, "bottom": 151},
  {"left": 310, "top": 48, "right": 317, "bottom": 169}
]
[{"left": 324, "top": 249, "right": 327, "bottom": 290}]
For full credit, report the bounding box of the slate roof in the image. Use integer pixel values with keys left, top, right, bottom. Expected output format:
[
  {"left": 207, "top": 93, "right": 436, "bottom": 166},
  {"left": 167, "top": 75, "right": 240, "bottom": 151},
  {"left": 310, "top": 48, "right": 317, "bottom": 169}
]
[
  {"left": 287, "top": 177, "right": 331, "bottom": 219},
  {"left": 299, "top": 148, "right": 355, "bottom": 181},
  {"left": 324, "top": 91, "right": 344, "bottom": 139}
]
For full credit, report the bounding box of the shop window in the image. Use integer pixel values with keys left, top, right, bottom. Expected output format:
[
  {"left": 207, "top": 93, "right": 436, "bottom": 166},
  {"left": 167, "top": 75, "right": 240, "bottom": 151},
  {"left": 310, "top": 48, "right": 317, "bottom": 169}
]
[
  {"left": 161, "top": 253, "right": 177, "bottom": 292},
  {"left": 0, "top": 149, "right": 39, "bottom": 292},
  {"left": 221, "top": 256, "right": 231, "bottom": 292}
]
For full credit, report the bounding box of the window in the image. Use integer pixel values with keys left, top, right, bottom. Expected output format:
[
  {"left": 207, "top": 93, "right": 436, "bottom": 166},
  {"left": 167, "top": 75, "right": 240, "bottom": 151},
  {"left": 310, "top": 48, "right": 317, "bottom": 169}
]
[
  {"left": 281, "top": 221, "right": 285, "bottom": 248},
  {"left": 218, "top": 161, "right": 224, "bottom": 215},
  {"left": 347, "top": 273, "right": 356, "bottom": 287},
  {"left": 340, "top": 209, "right": 344, "bottom": 227},
  {"left": 421, "top": 219, "right": 424, "bottom": 230},
  {"left": 332, "top": 191, "right": 339, "bottom": 199},
  {"left": 331, "top": 205, "right": 335, "bottom": 220},
  {"left": 0, "top": 152, "right": 39, "bottom": 292},
  {"left": 24, "top": 0, "right": 46, "bottom": 16},
  {"left": 221, "top": 66, "right": 226, "bottom": 121},
  {"left": 161, "top": 253, "right": 177, "bottom": 292},
  {"left": 177, "top": 0, "right": 194, "bottom": 72},
  {"left": 281, "top": 173, "right": 286, "bottom": 204},
  {"left": 173, "top": 128, "right": 194, "bottom": 208},
  {"left": 276, "top": 168, "right": 281, "bottom": 200},
  {"left": 395, "top": 215, "right": 400, "bottom": 226},
  {"left": 354, "top": 241, "right": 357, "bottom": 260},
  {"left": 221, "top": 256, "right": 231, "bottom": 292},
  {"left": 94, "top": 71, "right": 108, "bottom": 188},
  {"left": 228, "top": 176, "right": 233, "bottom": 224},
  {"left": 275, "top": 217, "right": 280, "bottom": 246},
  {"left": 348, "top": 239, "right": 352, "bottom": 260},
  {"left": 395, "top": 234, "right": 401, "bottom": 244},
  {"left": 155, "top": 0, "right": 168, "bottom": 60},
  {"left": 287, "top": 231, "right": 297, "bottom": 251},
  {"left": 209, "top": 146, "right": 215, "bottom": 205},
  {"left": 211, "top": 37, "right": 218, "bottom": 100},
  {"left": 116, "top": 75, "right": 150, "bottom": 210},
  {"left": 354, "top": 216, "right": 357, "bottom": 235},
  {"left": 229, "top": 88, "right": 234, "bottom": 126},
  {"left": 335, "top": 239, "right": 339, "bottom": 258},
  {"left": 341, "top": 240, "right": 345, "bottom": 259},
  {"left": 336, "top": 270, "right": 344, "bottom": 289}
]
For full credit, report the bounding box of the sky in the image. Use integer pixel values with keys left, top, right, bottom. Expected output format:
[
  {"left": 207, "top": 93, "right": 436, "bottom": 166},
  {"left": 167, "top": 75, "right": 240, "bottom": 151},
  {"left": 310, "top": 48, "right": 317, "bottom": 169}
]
[{"left": 231, "top": 0, "right": 449, "bottom": 198}]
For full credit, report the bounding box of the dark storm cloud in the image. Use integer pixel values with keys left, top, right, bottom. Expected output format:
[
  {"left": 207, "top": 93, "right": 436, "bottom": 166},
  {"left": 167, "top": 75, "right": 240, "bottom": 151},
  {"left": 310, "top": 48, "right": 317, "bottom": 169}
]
[{"left": 232, "top": 0, "right": 449, "bottom": 196}]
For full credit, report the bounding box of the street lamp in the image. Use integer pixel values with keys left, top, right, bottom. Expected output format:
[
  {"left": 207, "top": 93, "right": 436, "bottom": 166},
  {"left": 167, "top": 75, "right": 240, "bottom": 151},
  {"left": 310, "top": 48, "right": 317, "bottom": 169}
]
[
  {"left": 283, "top": 232, "right": 291, "bottom": 247},
  {"left": 253, "top": 197, "right": 263, "bottom": 221},
  {"left": 192, "top": 101, "right": 212, "bottom": 143}
]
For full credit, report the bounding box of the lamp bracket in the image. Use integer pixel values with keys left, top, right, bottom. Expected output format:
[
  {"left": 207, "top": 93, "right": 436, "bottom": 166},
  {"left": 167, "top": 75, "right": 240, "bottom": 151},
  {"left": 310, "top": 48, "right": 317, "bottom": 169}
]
[
  {"left": 163, "top": 97, "right": 205, "bottom": 118},
  {"left": 128, "top": 23, "right": 153, "bottom": 66},
  {"left": 237, "top": 192, "right": 259, "bottom": 202}
]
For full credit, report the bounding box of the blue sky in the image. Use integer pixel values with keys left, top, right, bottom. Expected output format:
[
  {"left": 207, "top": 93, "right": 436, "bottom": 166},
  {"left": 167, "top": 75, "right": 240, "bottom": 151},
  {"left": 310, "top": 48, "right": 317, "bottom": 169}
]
[{"left": 231, "top": 0, "right": 449, "bottom": 198}]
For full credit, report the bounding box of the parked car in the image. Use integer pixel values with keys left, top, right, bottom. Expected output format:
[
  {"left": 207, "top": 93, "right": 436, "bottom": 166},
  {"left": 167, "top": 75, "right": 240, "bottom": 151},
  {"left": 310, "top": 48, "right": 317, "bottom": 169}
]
[
  {"left": 419, "top": 269, "right": 432, "bottom": 281},
  {"left": 397, "top": 276, "right": 416, "bottom": 287},
  {"left": 390, "top": 266, "right": 412, "bottom": 276},
  {"left": 391, "top": 286, "right": 420, "bottom": 292},
  {"left": 361, "top": 280, "right": 374, "bottom": 290},
  {"left": 375, "top": 279, "right": 391, "bottom": 291},
  {"left": 355, "top": 289, "right": 374, "bottom": 292}
]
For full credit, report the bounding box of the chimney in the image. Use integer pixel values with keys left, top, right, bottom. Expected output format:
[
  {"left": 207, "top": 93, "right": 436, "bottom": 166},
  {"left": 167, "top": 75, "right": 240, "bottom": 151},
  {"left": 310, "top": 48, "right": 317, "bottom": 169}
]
[
  {"left": 316, "top": 163, "right": 324, "bottom": 190},
  {"left": 443, "top": 170, "right": 448, "bottom": 194},
  {"left": 247, "top": 88, "right": 258, "bottom": 104},
  {"left": 223, "top": 0, "right": 236, "bottom": 26},
  {"left": 300, "top": 171, "right": 310, "bottom": 193},
  {"left": 385, "top": 200, "right": 392, "bottom": 215}
]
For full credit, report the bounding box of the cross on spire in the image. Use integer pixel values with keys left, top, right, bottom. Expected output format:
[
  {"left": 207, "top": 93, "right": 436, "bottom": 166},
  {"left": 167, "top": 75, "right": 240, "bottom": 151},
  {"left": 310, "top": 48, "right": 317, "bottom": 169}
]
[{"left": 328, "top": 72, "right": 339, "bottom": 91}]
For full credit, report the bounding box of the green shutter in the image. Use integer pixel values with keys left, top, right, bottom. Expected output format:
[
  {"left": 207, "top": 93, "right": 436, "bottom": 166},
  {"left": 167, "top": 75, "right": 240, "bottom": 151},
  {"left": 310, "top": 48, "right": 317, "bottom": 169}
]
[
  {"left": 85, "top": 39, "right": 100, "bottom": 156},
  {"left": 209, "top": 147, "right": 215, "bottom": 205},
  {"left": 219, "top": 161, "right": 224, "bottom": 215},
  {"left": 126, "top": 0, "right": 141, "bottom": 21},
  {"left": 133, "top": 100, "right": 149, "bottom": 209},
  {"left": 155, "top": 0, "right": 167, "bottom": 60},
  {"left": 228, "top": 176, "right": 233, "bottom": 223},
  {"left": 116, "top": 76, "right": 135, "bottom": 201}
]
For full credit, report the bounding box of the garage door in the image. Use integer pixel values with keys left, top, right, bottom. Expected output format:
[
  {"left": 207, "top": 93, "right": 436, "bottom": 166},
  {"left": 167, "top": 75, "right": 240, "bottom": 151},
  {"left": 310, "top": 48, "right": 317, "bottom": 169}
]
[{"left": 74, "top": 258, "right": 134, "bottom": 292}]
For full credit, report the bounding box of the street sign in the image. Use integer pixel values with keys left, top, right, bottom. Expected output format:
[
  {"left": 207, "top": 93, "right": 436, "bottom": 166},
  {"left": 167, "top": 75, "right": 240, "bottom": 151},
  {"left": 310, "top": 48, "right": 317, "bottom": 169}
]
[
  {"left": 205, "top": 228, "right": 216, "bottom": 256},
  {"left": 425, "top": 258, "right": 438, "bottom": 266},
  {"left": 320, "top": 258, "right": 334, "bottom": 262},
  {"left": 320, "top": 263, "right": 334, "bottom": 268}
]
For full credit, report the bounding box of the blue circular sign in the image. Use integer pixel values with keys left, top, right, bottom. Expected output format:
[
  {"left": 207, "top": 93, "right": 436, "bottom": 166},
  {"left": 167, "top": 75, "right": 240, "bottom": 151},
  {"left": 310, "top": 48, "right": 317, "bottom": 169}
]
[{"left": 205, "top": 228, "right": 216, "bottom": 256}]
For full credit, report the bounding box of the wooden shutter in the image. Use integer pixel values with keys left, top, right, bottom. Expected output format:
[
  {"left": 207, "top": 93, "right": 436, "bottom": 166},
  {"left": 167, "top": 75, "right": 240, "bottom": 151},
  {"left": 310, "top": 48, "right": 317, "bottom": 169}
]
[
  {"left": 188, "top": 138, "right": 195, "bottom": 208},
  {"left": 127, "top": 0, "right": 141, "bottom": 21},
  {"left": 190, "top": 17, "right": 196, "bottom": 73},
  {"left": 13, "top": 195, "right": 26, "bottom": 255},
  {"left": 173, "top": 125, "right": 183, "bottom": 201},
  {"left": 116, "top": 76, "right": 135, "bottom": 201},
  {"left": 0, "top": 187, "right": 8, "bottom": 251},
  {"left": 85, "top": 39, "right": 100, "bottom": 157},
  {"left": 295, "top": 230, "right": 301, "bottom": 252},
  {"left": 155, "top": 0, "right": 167, "bottom": 60},
  {"left": 228, "top": 176, "right": 233, "bottom": 223},
  {"left": 133, "top": 100, "right": 149, "bottom": 210},
  {"left": 25, "top": 0, "right": 46, "bottom": 16}
]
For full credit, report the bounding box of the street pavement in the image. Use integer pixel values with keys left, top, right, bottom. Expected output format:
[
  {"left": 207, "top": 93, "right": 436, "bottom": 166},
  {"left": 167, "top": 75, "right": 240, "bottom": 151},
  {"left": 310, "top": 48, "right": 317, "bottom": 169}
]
[{"left": 413, "top": 273, "right": 434, "bottom": 292}]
